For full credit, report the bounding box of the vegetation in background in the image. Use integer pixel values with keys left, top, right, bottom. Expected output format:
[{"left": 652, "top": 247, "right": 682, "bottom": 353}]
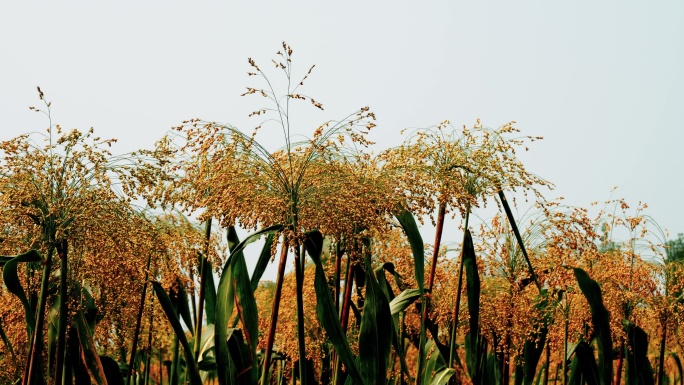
[{"left": 0, "top": 44, "right": 679, "bottom": 385}]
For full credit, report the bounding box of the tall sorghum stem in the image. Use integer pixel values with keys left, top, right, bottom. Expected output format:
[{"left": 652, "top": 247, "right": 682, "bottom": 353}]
[
  {"left": 127, "top": 252, "right": 153, "bottom": 385},
  {"left": 55, "top": 239, "right": 68, "bottom": 385},
  {"left": 193, "top": 218, "right": 212, "bottom": 361},
  {"left": 25, "top": 245, "right": 55, "bottom": 385},
  {"left": 261, "top": 238, "right": 289, "bottom": 384},
  {"left": 294, "top": 244, "right": 307, "bottom": 385},
  {"left": 448, "top": 208, "right": 469, "bottom": 367}
]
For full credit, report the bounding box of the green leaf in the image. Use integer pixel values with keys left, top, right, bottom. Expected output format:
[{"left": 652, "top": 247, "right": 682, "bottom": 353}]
[
  {"left": 250, "top": 233, "right": 275, "bottom": 292},
  {"left": 198, "top": 323, "right": 216, "bottom": 360},
  {"left": 1, "top": 250, "right": 41, "bottom": 337},
  {"left": 394, "top": 208, "right": 425, "bottom": 292},
  {"left": 430, "top": 368, "right": 455, "bottom": 385},
  {"left": 204, "top": 259, "right": 217, "bottom": 325},
  {"left": 215, "top": 225, "right": 280, "bottom": 385},
  {"left": 151, "top": 281, "right": 202, "bottom": 385},
  {"left": 0, "top": 317, "right": 17, "bottom": 365},
  {"left": 389, "top": 289, "right": 421, "bottom": 315},
  {"left": 670, "top": 352, "right": 682, "bottom": 385},
  {"left": 375, "top": 262, "right": 404, "bottom": 303},
  {"left": 74, "top": 310, "right": 109, "bottom": 385},
  {"left": 463, "top": 230, "right": 483, "bottom": 383},
  {"left": 172, "top": 278, "right": 194, "bottom": 335},
  {"left": 623, "top": 320, "right": 655, "bottom": 385},
  {"left": 376, "top": 263, "right": 412, "bottom": 381},
  {"left": 568, "top": 340, "right": 599, "bottom": 385},
  {"left": 358, "top": 238, "right": 393, "bottom": 384},
  {"left": 100, "top": 355, "right": 125, "bottom": 385},
  {"left": 422, "top": 340, "right": 452, "bottom": 385},
  {"left": 518, "top": 294, "right": 551, "bottom": 385},
  {"left": 305, "top": 230, "right": 363, "bottom": 385},
  {"left": 226, "top": 226, "right": 259, "bottom": 384},
  {"left": 573, "top": 268, "right": 612, "bottom": 385},
  {"left": 223, "top": 224, "right": 284, "bottom": 269}
]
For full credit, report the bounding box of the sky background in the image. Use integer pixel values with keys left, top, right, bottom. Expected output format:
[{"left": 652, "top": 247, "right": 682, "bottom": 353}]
[{"left": 1, "top": 2, "right": 683, "bottom": 271}]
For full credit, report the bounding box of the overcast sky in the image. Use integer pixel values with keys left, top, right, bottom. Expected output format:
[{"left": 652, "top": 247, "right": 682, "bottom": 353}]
[{"left": 1, "top": 2, "right": 683, "bottom": 261}]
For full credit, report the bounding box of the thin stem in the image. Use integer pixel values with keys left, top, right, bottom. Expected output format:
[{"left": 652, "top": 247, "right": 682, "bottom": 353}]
[
  {"left": 427, "top": 203, "right": 447, "bottom": 292},
  {"left": 294, "top": 244, "right": 307, "bottom": 385},
  {"left": 55, "top": 239, "right": 68, "bottom": 385},
  {"left": 193, "top": 218, "right": 212, "bottom": 361},
  {"left": 448, "top": 208, "right": 469, "bottom": 368},
  {"left": 25, "top": 245, "right": 55, "bottom": 385},
  {"left": 144, "top": 308, "right": 154, "bottom": 385},
  {"left": 340, "top": 259, "right": 355, "bottom": 333},
  {"left": 658, "top": 316, "right": 667, "bottom": 385},
  {"left": 127, "top": 253, "right": 153, "bottom": 385},
  {"left": 614, "top": 338, "right": 624, "bottom": 385},
  {"left": 261, "top": 238, "right": 289, "bottom": 385}
]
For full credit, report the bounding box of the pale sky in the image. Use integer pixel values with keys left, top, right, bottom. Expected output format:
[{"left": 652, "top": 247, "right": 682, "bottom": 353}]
[{"left": 1, "top": 2, "right": 683, "bottom": 260}]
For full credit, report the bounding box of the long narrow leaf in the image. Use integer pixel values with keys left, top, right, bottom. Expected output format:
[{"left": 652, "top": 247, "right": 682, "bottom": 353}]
[
  {"left": 305, "top": 230, "right": 364, "bottom": 385},
  {"left": 430, "top": 368, "right": 455, "bottom": 385},
  {"left": 226, "top": 226, "right": 259, "bottom": 384},
  {"left": 358, "top": 238, "right": 393, "bottom": 384},
  {"left": 204, "top": 259, "right": 217, "bottom": 325},
  {"left": 2, "top": 250, "right": 42, "bottom": 336},
  {"left": 394, "top": 209, "right": 425, "bottom": 292},
  {"left": 215, "top": 225, "right": 281, "bottom": 385},
  {"left": 151, "top": 281, "right": 202, "bottom": 385},
  {"left": 173, "top": 279, "right": 194, "bottom": 335},
  {"left": 389, "top": 289, "right": 422, "bottom": 315},
  {"left": 568, "top": 340, "right": 599, "bottom": 385},
  {"left": 74, "top": 310, "right": 109, "bottom": 385},
  {"left": 223, "top": 224, "right": 284, "bottom": 268},
  {"left": 250, "top": 233, "right": 275, "bottom": 292},
  {"left": 574, "top": 268, "right": 612, "bottom": 385},
  {"left": 463, "top": 230, "right": 483, "bottom": 383},
  {"left": 0, "top": 317, "right": 17, "bottom": 365},
  {"left": 623, "top": 320, "right": 655, "bottom": 385}
]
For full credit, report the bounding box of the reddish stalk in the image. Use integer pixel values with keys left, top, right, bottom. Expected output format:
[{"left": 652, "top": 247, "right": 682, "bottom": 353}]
[
  {"left": 260, "top": 238, "right": 289, "bottom": 384},
  {"left": 427, "top": 204, "right": 447, "bottom": 292},
  {"left": 340, "top": 259, "right": 355, "bottom": 333}
]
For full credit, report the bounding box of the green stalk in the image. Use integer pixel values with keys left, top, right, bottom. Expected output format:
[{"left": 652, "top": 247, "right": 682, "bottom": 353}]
[
  {"left": 170, "top": 335, "right": 180, "bottom": 385},
  {"left": 260, "top": 238, "right": 289, "bottom": 385},
  {"left": 333, "top": 254, "right": 353, "bottom": 385},
  {"left": 193, "top": 218, "right": 212, "bottom": 361},
  {"left": 25, "top": 245, "right": 55, "bottom": 385},
  {"left": 448, "top": 208, "right": 469, "bottom": 368},
  {"left": 55, "top": 239, "right": 69, "bottom": 385},
  {"left": 127, "top": 252, "right": 153, "bottom": 385},
  {"left": 334, "top": 241, "right": 343, "bottom": 312},
  {"left": 294, "top": 244, "right": 307, "bottom": 385},
  {"left": 417, "top": 202, "right": 446, "bottom": 384},
  {"left": 544, "top": 339, "right": 551, "bottom": 385},
  {"left": 658, "top": 316, "right": 667, "bottom": 385},
  {"left": 144, "top": 309, "right": 154, "bottom": 385}
]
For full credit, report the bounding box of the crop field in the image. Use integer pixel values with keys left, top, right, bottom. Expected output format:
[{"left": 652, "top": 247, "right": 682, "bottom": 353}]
[{"left": 1, "top": 45, "right": 682, "bottom": 385}]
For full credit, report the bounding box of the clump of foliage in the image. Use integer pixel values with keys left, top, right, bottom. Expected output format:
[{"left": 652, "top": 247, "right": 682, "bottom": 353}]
[{"left": 0, "top": 44, "right": 679, "bottom": 385}]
